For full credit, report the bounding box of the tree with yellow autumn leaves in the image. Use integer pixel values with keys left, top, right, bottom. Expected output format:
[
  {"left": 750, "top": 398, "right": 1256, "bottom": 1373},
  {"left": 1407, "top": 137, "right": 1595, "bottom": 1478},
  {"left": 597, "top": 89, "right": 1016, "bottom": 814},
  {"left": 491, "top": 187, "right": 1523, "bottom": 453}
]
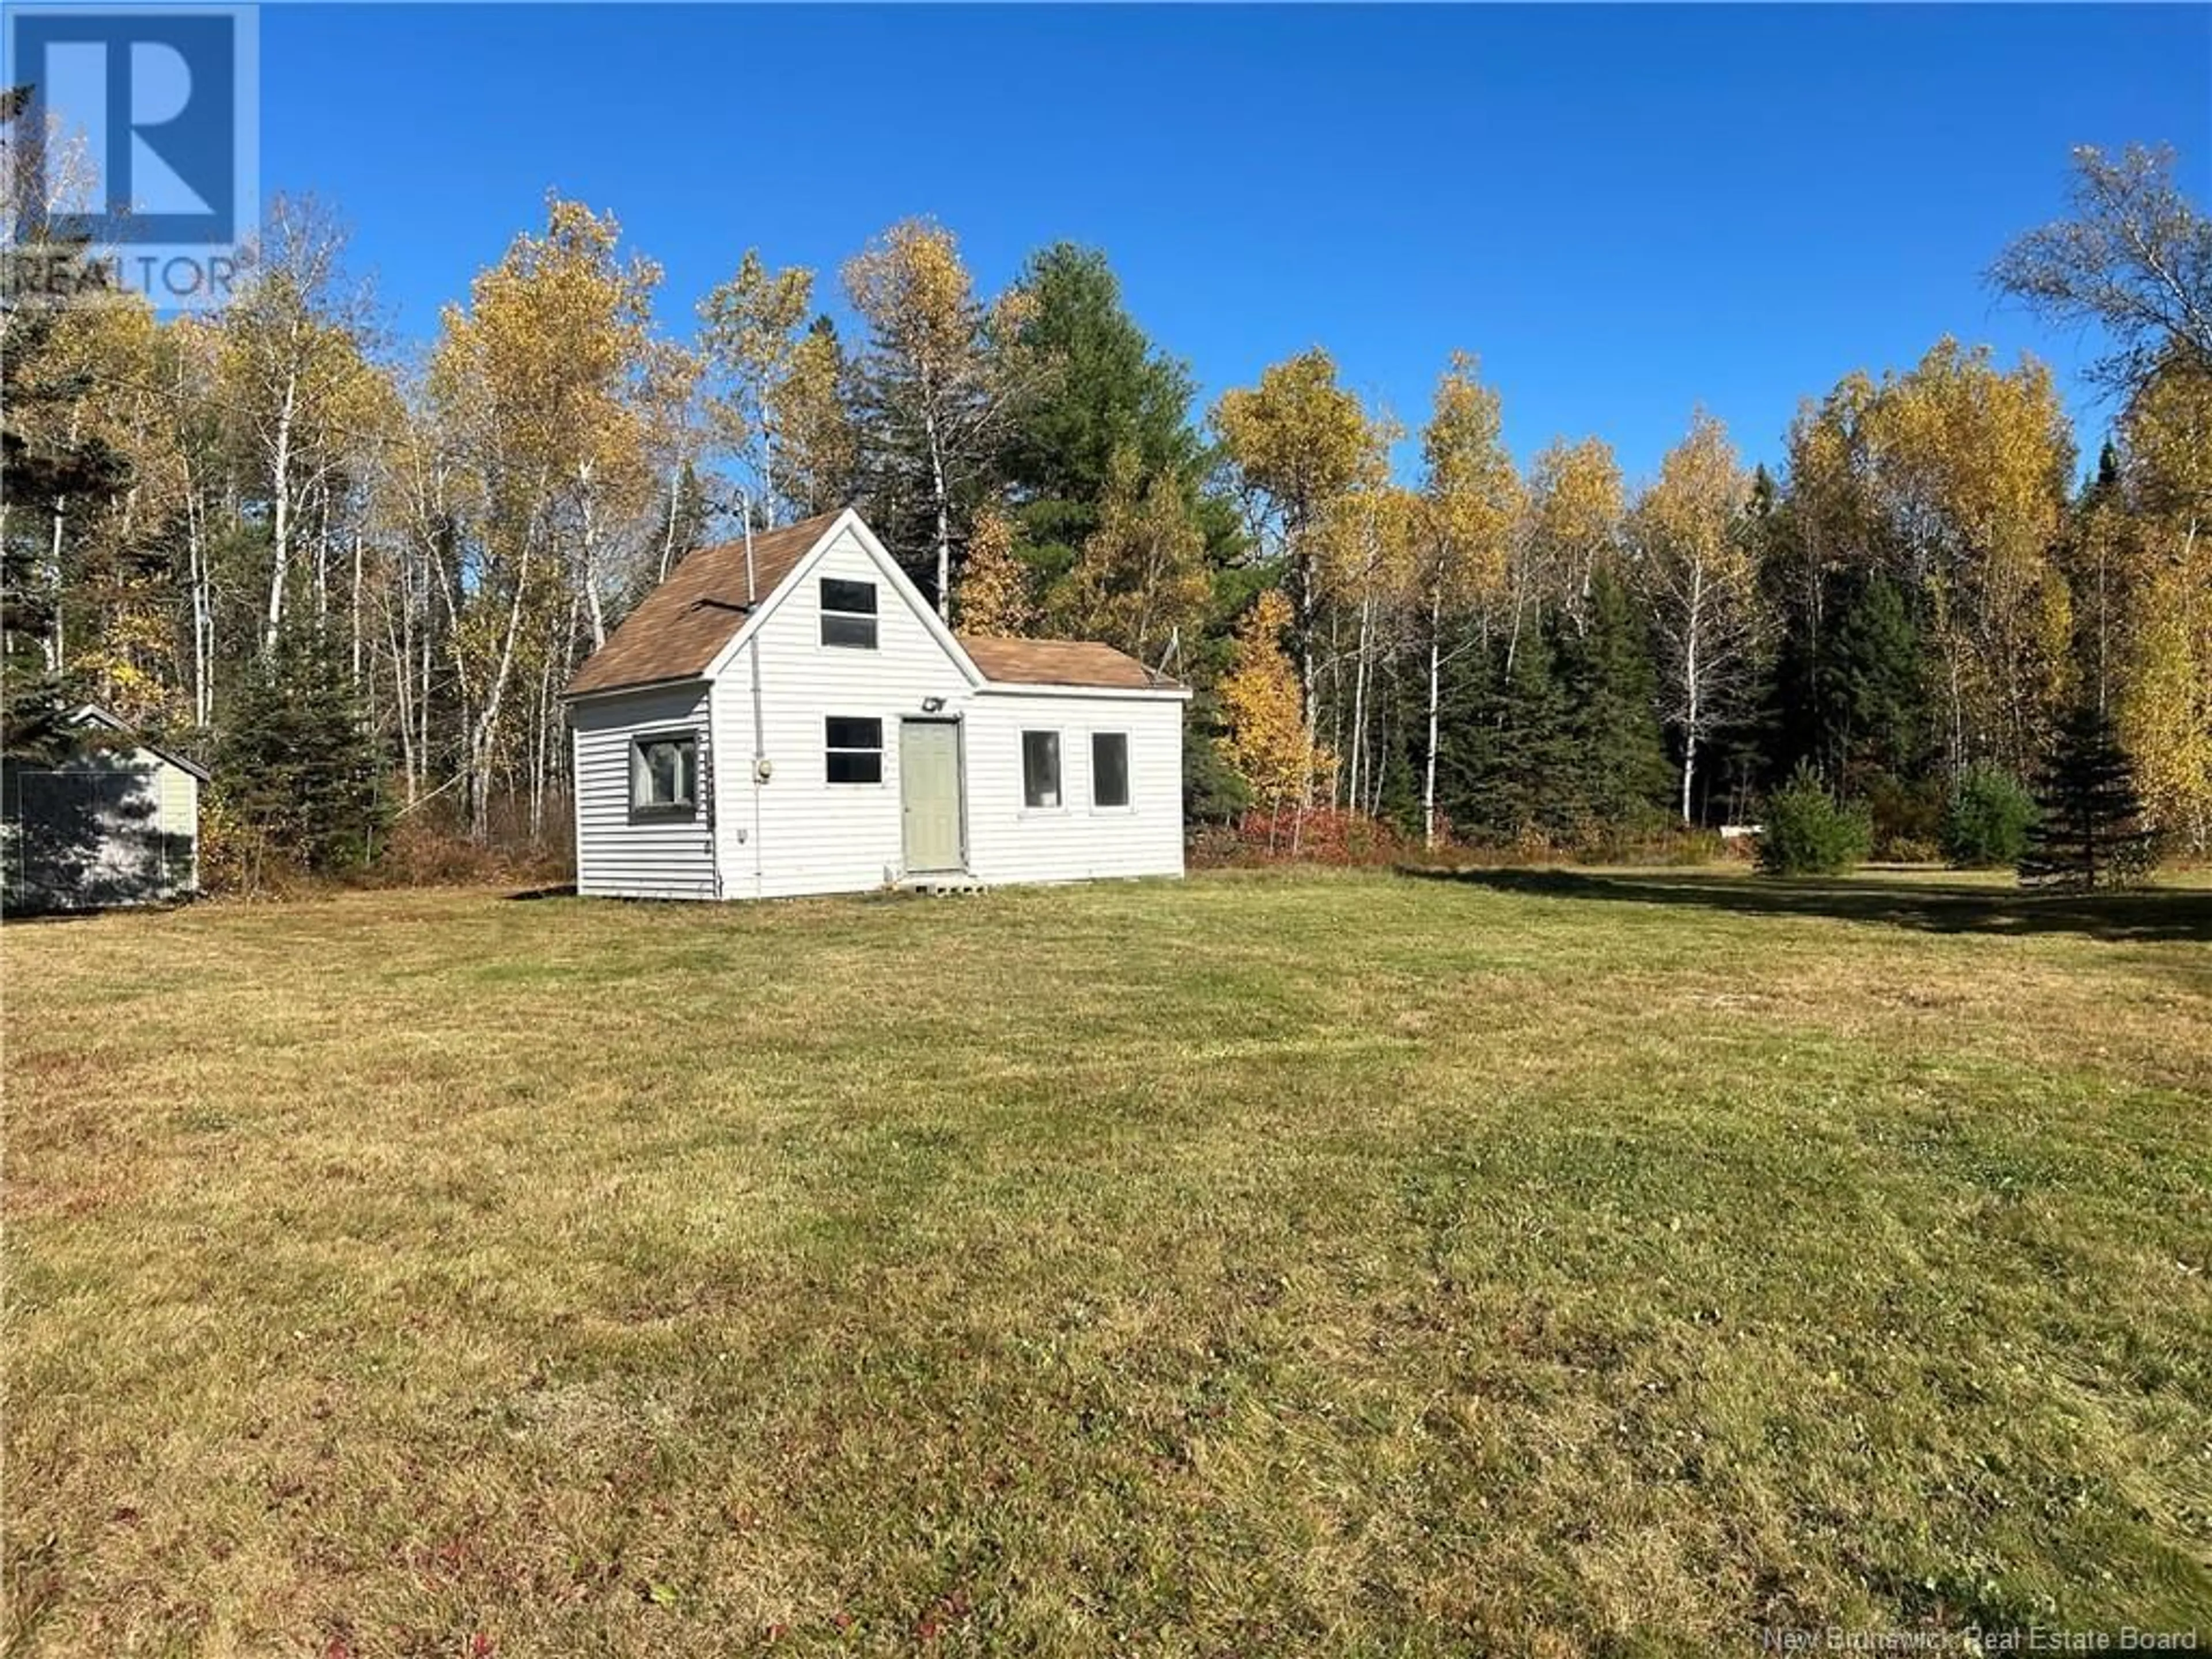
[{"left": 5, "top": 138, "right": 2207, "bottom": 881}]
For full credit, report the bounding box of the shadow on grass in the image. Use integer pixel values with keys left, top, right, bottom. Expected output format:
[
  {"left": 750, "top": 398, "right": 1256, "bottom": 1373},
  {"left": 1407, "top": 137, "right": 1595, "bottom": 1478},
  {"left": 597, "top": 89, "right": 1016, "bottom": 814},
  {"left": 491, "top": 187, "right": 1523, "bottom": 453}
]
[
  {"left": 506, "top": 884, "right": 578, "bottom": 902},
  {"left": 1403, "top": 865, "right": 2212, "bottom": 945}
]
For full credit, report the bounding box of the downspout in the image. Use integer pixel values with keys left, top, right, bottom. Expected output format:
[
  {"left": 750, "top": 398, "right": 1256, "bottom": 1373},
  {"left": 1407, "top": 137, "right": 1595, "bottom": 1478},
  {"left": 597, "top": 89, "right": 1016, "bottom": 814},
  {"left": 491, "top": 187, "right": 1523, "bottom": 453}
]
[
  {"left": 704, "top": 680, "right": 721, "bottom": 900},
  {"left": 746, "top": 506, "right": 766, "bottom": 900}
]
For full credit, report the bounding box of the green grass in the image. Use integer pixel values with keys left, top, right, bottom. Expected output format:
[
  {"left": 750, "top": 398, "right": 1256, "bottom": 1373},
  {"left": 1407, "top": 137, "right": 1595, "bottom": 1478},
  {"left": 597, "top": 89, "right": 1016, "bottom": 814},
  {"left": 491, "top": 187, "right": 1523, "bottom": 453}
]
[{"left": 7, "top": 868, "right": 2211, "bottom": 1656}]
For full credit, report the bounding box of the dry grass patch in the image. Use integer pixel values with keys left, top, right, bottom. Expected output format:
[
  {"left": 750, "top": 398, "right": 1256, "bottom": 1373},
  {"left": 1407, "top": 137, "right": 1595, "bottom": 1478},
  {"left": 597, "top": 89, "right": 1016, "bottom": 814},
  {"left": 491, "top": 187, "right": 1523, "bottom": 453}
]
[{"left": 6, "top": 869, "right": 2211, "bottom": 1656}]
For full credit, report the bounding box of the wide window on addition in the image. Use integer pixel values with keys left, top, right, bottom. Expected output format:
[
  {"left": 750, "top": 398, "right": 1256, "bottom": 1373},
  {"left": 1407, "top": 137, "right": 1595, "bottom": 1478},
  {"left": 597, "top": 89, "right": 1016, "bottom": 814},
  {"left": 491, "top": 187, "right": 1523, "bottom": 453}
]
[
  {"left": 1090, "top": 732, "right": 1130, "bottom": 809},
  {"left": 1022, "top": 730, "right": 1062, "bottom": 809}
]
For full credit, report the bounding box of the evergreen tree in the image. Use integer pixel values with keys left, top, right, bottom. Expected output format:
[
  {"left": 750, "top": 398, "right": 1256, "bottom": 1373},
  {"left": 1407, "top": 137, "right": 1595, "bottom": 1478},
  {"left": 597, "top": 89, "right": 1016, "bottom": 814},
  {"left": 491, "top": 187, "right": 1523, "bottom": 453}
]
[
  {"left": 1757, "top": 762, "right": 1873, "bottom": 876},
  {"left": 1182, "top": 687, "right": 1251, "bottom": 825},
  {"left": 1556, "top": 567, "right": 1671, "bottom": 831},
  {"left": 999, "top": 247, "right": 1196, "bottom": 529},
  {"left": 213, "top": 628, "right": 384, "bottom": 884},
  {"left": 1766, "top": 565, "right": 1928, "bottom": 790},
  {"left": 1821, "top": 570, "right": 1926, "bottom": 787},
  {"left": 1942, "top": 764, "right": 2037, "bottom": 869},
  {"left": 2, "top": 88, "right": 131, "bottom": 764},
  {"left": 1369, "top": 673, "right": 1425, "bottom": 838},
  {"left": 1440, "top": 632, "right": 1578, "bottom": 844},
  {"left": 1001, "top": 244, "right": 1242, "bottom": 592},
  {"left": 2019, "top": 702, "right": 2156, "bottom": 889}
]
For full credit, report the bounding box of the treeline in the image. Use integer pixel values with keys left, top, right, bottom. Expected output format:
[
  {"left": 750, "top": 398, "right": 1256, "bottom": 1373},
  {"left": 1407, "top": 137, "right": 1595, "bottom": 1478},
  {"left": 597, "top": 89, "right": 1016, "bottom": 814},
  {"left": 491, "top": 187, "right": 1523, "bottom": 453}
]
[{"left": 2, "top": 123, "right": 2206, "bottom": 884}]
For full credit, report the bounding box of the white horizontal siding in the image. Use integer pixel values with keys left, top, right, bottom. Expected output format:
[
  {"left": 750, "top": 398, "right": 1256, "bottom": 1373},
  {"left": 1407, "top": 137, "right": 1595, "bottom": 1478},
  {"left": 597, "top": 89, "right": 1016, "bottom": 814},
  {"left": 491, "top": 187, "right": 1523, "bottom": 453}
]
[
  {"left": 963, "top": 692, "right": 1185, "bottom": 884},
  {"left": 571, "top": 684, "right": 717, "bottom": 900},
  {"left": 158, "top": 764, "right": 199, "bottom": 895},
  {"left": 3, "top": 746, "right": 198, "bottom": 907},
  {"left": 575, "top": 516, "right": 1188, "bottom": 902},
  {"left": 721, "top": 525, "right": 972, "bottom": 899}
]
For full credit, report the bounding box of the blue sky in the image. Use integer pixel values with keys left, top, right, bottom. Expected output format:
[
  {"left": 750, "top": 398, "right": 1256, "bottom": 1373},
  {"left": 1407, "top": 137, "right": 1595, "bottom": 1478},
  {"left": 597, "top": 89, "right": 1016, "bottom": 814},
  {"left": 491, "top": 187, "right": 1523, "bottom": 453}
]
[{"left": 262, "top": 4, "right": 2210, "bottom": 483}]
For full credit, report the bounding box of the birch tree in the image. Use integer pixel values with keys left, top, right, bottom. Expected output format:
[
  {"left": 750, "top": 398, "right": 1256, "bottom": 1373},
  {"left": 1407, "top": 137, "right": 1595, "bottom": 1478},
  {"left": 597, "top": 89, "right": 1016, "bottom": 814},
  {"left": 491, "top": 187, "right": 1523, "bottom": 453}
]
[
  {"left": 221, "top": 194, "right": 380, "bottom": 657},
  {"left": 1860, "top": 340, "right": 2074, "bottom": 771},
  {"left": 1213, "top": 350, "right": 1381, "bottom": 824},
  {"left": 844, "top": 219, "right": 1042, "bottom": 616},
  {"left": 698, "top": 251, "right": 814, "bottom": 524},
  {"left": 2112, "top": 359, "right": 2212, "bottom": 851},
  {"left": 432, "top": 196, "right": 662, "bottom": 836},
  {"left": 1527, "top": 436, "right": 1626, "bottom": 637},
  {"left": 1631, "top": 411, "right": 1764, "bottom": 823},
  {"left": 1416, "top": 355, "right": 1520, "bottom": 846},
  {"left": 1991, "top": 143, "right": 2212, "bottom": 390},
  {"left": 1315, "top": 482, "right": 1417, "bottom": 817},
  {"left": 1054, "top": 444, "right": 1210, "bottom": 671},
  {"left": 771, "top": 318, "right": 858, "bottom": 520}
]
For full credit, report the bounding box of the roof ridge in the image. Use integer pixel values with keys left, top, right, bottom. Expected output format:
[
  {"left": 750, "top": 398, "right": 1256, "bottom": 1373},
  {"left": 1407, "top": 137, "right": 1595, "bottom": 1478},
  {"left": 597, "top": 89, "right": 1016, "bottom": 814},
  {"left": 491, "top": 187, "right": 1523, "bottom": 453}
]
[{"left": 565, "top": 508, "right": 850, "bottom": 698}]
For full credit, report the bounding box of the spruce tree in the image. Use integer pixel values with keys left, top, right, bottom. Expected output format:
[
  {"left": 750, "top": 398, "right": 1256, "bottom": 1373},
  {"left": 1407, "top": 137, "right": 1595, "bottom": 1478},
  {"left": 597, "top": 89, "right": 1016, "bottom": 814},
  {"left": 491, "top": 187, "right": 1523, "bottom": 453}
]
[
  {"left": 214, "top": 629, "right": 384, "bottom": 883},
  {"left": 1823, "top": 571, "right": 1926, "bottom": 786},
  {"left": 2019, "top": 703, "right": 2156, "bottom": 890},
  {"left": 1557, "top": 567, "right": 1672, "bottom": 832},
  {"left": 2, "top": 86, "right": 130, "bottom": 764},
  {"left": 1440, "top": 633, "right": 1578, "bottom": 844}
]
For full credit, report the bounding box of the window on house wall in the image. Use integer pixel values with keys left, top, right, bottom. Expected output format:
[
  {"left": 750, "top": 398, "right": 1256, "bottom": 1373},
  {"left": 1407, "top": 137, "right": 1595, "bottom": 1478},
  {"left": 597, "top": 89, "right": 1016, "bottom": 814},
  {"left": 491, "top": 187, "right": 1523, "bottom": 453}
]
[
  {"left": 1091, "top": 732, "right": 1130, "bottom": 809},
  {"left": 820, "top": 578, "right": 878, "bottom": 649},
  {"left": 631, "top": 732, "right": 699, "bottom": 813},
  {"left": 1022, "top": 730, "right": 1061, "bottom": 809},
  {"left": 825, "top": 716, "right": 884, "bottom": 783}
]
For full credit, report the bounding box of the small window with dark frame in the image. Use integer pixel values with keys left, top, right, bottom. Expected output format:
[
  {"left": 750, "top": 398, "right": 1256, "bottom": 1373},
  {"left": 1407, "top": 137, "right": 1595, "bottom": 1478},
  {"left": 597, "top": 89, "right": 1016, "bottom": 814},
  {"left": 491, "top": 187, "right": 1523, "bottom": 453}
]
[
  {"left": 825, "top": 716, "right": 884, "bottom": 784},
  {"left": 631, "top": 732, "right": 699, "bottom": 813},
  {"left": 1022, "top": 730, "right": 1062, "bottom": 809},
  {"left": 820, "top": 578, "right": 878, "bottom": 649},
  {"left": 1091, "top": 732, "right": 1130, "bottom": 809}
]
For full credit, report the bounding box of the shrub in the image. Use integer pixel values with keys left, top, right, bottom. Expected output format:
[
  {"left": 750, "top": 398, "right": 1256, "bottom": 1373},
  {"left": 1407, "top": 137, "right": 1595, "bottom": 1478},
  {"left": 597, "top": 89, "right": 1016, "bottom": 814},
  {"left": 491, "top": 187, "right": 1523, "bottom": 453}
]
[
  {"left": 1194, "top": 808, "right": 1413, "bottom": 868},
  {"left": 1756, "top": 766, "right": 1872, "bottom": 876},
  {"left": 1941, "top": 764, "right": 2037, "bottom": 869},
  {"left": 1865, "top": 773, "right": 1944, "bottom": 862},
  {"left": 1576, "top": 823, "right": 1726, "bottom": 866}
]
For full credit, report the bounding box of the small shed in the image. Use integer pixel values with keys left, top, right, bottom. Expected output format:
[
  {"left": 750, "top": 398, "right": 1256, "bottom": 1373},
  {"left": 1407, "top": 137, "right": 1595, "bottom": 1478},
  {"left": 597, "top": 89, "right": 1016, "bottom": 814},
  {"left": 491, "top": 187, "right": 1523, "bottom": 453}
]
[{"left": 2, "top": 706, "right": 207, "bottom": 911}]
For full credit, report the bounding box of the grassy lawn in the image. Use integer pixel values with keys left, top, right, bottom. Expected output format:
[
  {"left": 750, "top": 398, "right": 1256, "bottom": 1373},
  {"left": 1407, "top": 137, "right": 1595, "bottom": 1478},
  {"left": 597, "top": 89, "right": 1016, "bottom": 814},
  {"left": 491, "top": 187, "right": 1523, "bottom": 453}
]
[{"left": 7, "top": 869, "right": 2211, "bottom": 1656}]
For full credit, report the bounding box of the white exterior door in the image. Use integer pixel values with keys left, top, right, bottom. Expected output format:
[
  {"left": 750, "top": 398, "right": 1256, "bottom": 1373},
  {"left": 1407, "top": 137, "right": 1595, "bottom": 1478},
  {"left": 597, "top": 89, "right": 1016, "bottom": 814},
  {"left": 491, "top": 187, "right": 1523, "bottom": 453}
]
[{"left": 900, "top": 718, "right": 965, "bottom": 873}]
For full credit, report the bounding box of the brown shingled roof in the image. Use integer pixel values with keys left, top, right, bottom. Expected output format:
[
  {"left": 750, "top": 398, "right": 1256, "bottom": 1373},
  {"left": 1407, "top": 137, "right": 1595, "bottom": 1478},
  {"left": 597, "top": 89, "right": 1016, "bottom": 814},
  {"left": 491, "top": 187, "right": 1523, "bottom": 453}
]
[
  {"left": 566, "top": 511, "right": 843, "bottom": 698},
  {"left": 958, "top": 636, "right": 1183, "bottom": 692}
]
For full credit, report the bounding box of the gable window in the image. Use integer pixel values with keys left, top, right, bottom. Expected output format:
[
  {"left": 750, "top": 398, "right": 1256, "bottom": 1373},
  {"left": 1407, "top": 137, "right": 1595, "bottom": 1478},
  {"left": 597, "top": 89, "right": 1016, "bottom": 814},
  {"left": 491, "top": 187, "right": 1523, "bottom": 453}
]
[
  {"left": 631, "top": 732, "right": 699, "bottom": 814},
  {"left": 1091, "top": 732, "right": 1130, "bottom": 809},
  {"left": 825, "top": 716, "right": 884, "bottom": 784},
  {"left": 1021, "top": 730, "right": 1061, "bottom": 809},
  {"left": 820, "top": 578, "right": 878, "bottom": 649}
]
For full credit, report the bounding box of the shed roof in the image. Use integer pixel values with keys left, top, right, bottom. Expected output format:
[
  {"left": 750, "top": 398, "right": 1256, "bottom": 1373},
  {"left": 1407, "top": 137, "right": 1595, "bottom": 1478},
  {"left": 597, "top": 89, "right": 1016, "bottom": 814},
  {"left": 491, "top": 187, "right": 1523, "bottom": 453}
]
[
  {"left": 958, "top": 636, "right": 1182, "bottom": 692},
  {"left": 68, "top": 705, "right": 212, "bottom": 780},
  {"left": 565, "top": 510, "right": 843, "bottom": 698}
]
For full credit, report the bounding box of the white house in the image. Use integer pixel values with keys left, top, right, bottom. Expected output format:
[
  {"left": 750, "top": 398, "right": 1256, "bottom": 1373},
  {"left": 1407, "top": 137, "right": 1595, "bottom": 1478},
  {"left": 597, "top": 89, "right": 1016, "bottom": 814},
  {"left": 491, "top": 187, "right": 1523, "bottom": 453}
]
[{"left": 563, "top": 508, "right": 1190, "bottom": 900}]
